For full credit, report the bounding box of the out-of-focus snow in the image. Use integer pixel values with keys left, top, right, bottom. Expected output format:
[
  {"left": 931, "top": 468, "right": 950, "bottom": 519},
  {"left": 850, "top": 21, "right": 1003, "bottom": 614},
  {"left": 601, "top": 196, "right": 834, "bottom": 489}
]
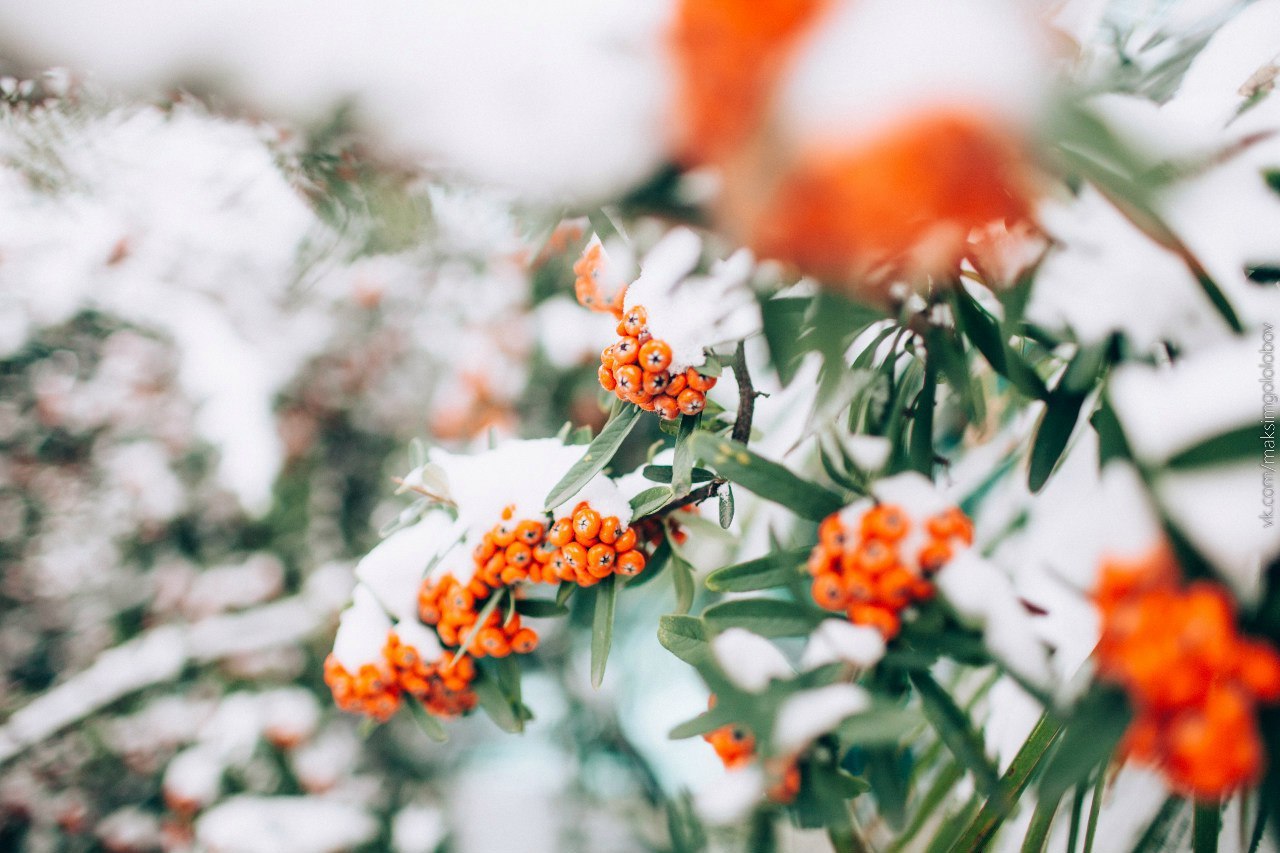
[
  {"left": 710, "top": 628, "right": 793, "bottom": 693},
  {"left": 772, "top": 684, "right": 870, "bottom": 755},
  {"left": 196, "top": 795, "right": 378, "bottom": 853},
  {"left": 0, "top": 0, "right": 672, "bottom": 202}
]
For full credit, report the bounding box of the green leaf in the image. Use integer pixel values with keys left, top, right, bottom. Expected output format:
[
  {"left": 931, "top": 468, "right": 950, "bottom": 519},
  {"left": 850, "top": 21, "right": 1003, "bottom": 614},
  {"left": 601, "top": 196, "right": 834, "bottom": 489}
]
[
  {"left": 673, "top": 414, "right": 700, "bottom": 497},
  {"left": 658, "top": 614, "right": 712, "bottom": 667},
  {"left": 1168, "top": 423, "right": 1255, "bottom": 469},
  {"left": 702, "top": 597, "right": 821, "bottom": 637},
  {"left": 718, "top": 484, "right": 735, "bottom": 529},
  {"left": 1037, "top": 688, "right": 1131, "bottom": 805},
  {"left": 705, "top": 547, "right": 808, "bottom": 593},
  {"left": 545, "top": 404, "right": 642, "bottom": 510},
  {"left": 909, "top": 357, "right": 938, "bottom": 476},
  {"left": 949, "top": 712, "right": 1064, "bottom": 851},
  {"left": 910, "top": 671, "right": 1000, "bottom": 796},
  {"left": 760, "top": 295, "right": 812, "bottom": 386},
  {"left": 1083, "top": 771, "right": 1105, "bottom": 853},
  {"left": 866, "top": 746, "right": 911, "bottom": 831},
  {"left": 888, "top": 760, "right": 964, "bottom": 853},
  {"left": 670, "top": 546, "right": 696, "bottom": 615},
  {"left": 691, "top": 433, "right": 844, "bottom": 521},
  {"left": 515, "top": 598, "right": 569, "bottom": 618},
  {"left": 642, "top": 465, "right": 716, "bottom": 484},
  {"left": 1028, "top": 390, "right": 1088, "bottom": 493},
  {"left": 590, "top": 576, "right": 617, "bottom": 688},
  {"left": 1020, "top": 788, "right": 1062, "bottom": 853},
  {"left": 405, "top": 697, "right": 448, "bottom": 743},
  {"left": 669, "top": 703, "right": 739, "bottom": 740},
  {"left": 952, "top": 287, "right": 1048, "bottom": 400},
  {"left": 630, "top": 485, "right": 673, "bottom": 517},
  {"left": 555, "top": 581, "right": 575, "bottom": 608},
  {"left": 473, "top": 668, "right": 523, "bottom": 733},
  {"left": 449, "top": 588, "right": 505, "bottom": 672},
  {"left": 836, "top": 706, "right": 922, "bottom": 746},
  {"left": 1193, "top": 801, "right": 1221, "bottom": 853}
]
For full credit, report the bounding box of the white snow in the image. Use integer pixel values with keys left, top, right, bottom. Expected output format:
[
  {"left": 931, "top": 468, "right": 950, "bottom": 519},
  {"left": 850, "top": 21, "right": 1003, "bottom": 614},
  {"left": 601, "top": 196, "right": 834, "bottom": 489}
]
[
  {"left": 772, "top": 684, "right": 871, "bottom": 755},
  {"left": 196, "top": 795, "right": 378, "bottom": 853},
  {"left": 799, "top": 620, "right": 887, "bottom": 672},
  {"left": 711, "top": 628, "right": 793, "bottom": 693},
  {"left": 355, "top": 512, "right": 456, "bottom": 622},
  {"left": 331, "top": 586, "right": 392, "bottom": 672}
]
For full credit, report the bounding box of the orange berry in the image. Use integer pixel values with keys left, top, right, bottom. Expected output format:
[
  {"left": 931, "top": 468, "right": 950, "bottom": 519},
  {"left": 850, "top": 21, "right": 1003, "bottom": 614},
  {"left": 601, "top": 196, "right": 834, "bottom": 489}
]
[
  {"left": 812, "top": 572, "right": 846, "bottom": 610},
  {"left": 686, "top": 369, "right": 717, "bottom": 392},
  {"left": 501, "top": 565, "right": 525, "bottom": 585},
  {"left": 562, "top": 542, "right": 587, "bottom": 570},
  {"left": 653, "top": 394, "right": 680, "bottom": 420},
  {"left": 677, "top": 388, "right": 706, "bottom": 416},
  {"left": 666, "top": 373, "right": 688, "bottom": 396},
  {"left": 474, "top": 535, "right": 496, "bottom": 562},
  {"left": 516, "top": 520, "right": 545, "bottom": 546},
  {"left": 615, "top": 364, "right": 643, "bottom": 393},
  {"left": 849, "top": 604, "right": 901, "bottom": 639},
  {"left": 574, "top": 507, "right": 602, "bottom": 542},
  {"left": 818, "top": 515, "right": 848, "bottom": 550},
  {"left": 616, "top": 550, "right": 646, "bottom": 576},
  {"left": 598, "top": 364, "right": 617, "bottom": 391},
  {"left": 917, "top": 539, "right": 953, "bottom": 573},
  {"left": 492, "top": 519, "right": 517, "bottom": 547},
  {"left": 875, "top": 566, "right": 916, "bottom": 609},
  {"left": 505, "top": 541, "right": 533, "bottom": 568},
  {"left": 599, "top": 516, "right": 621, "bottom": 544},
  {"left": 477, "top": 628, "right": 510, "bottom": 658},
  {"left": 639, "top": 339, "right": 673, "bottom": 373},
  {"left": 642, "top": 370, "right": 671, "bottom": 396},
  {"left": 613, "top": 336, "right": 640, "bottom": 365},
  {"left": 533, "top": 540, "right": 558, "bottom": 564},
  {"left": 862, "top": 504, "right": 910, "bottom": 542},
  {"left": 587, "top": 544, "right": 617, "bottom": 577},
  {"left": 613, "top": 527, "right": 638, "bottom": 553},
  {"left": 1238, "top": 641, "right": 1280, "bottom": 700},
  {"left": 852, "top": 540, "right": 896, "bottom": 575},
  {"left": 622, "top": 305, "right": 647, "bottom": 336},
  {"left": 511, "top": 628, "right": 539, "bottom": 654},
  {"left": 548, "top": 519, "right": 574, "bottom": 547},
  {"left": 846, "top": 572, "right": 876, "bottom": 603}
]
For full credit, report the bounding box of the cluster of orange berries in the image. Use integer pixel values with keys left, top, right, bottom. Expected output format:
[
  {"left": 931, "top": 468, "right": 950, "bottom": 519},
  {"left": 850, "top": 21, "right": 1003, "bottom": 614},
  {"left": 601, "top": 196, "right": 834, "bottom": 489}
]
[
  {"left": 418, "top": 573, "right": 539, "bottom": 659},
  {"left": 702, "top": 698, "right": 801, "bottom": 803},
  {"left": 544, "top": 501, "right": 647, "bottom": 587},
  {"left": 384, "top": 631, "right": 478, "bottom": 717},
  {"left": 324, "top": 656, "right": 403, "bottom": 722},
  {"left": 573, "top": 241, "right": 625, "bottom": 316},
  {"left": 807, "top": 503, "right": 973, "bottom": 639},
  {"left": 597, "top": 305, "right": 717, "bottom": 420},
  {"left": 1094, "top": 546, "right": 1280, "bottom": 799}
]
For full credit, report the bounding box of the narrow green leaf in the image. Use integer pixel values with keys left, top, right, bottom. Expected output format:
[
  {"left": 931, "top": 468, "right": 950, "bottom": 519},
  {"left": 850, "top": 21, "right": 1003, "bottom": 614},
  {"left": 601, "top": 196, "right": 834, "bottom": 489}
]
[
  {"left": 702, "top": 597, "right": 821, "bottom": 638},
  {"left": 405, "top": 697, "right": 448, "bottom": 743},
  {"left": 671, "top": 547, "right": 696, "bottom": 615},
  {"left": 642, "top": 465, "right": 716, "bottom": 484},
  {"left": 545, "top": 404, "right": 642, "bottom": 510},
  {"left": 1083, "top": 771, "right": 1105, "bottom": 853},
  {"left": 591, "top": 576, "right": 617, "bottom": 688},
  {"left": 866, "top": 746, "right": 911, "bottom": 831},
  {"left": 948, "top": 712, "right": 1064, "bottom": 852},
  {"left": 1193, "top": 801, "right": 1221, "bottom": 853},
  {"left": 1020, "top": 791, "right": 1061, "bottom": 853},
  {"left": 952, "top": 287, "right": 1048, "bottom": 399},
  {"left": 630, "top": 485, "right": 673, "bottom": 517},
  {"left": 1028, "top": 390, "right": 1087, "bottom": 493},
  {"left": 1168, "top": 424, "right": 1255, "bottom": 469},
  {"left": 760, "top": 295, "right": 813, "bottom": 386},
  {"left": 691, "top": 433, "right": 844, "bottom": 521},
  {"left": 909, "top": 357, "right": 938, "bottom": 476},
  {"left": 658, "top": 614, "right": 712, "bottom": 667},
  {"left": 669, "top": 704, "right": 739, "bottom": 740},
  {"left": 472, "top": 668, "right": 522, "bottom": 733},
  {"left": 705, "top": 547, "right": 808, "bottom": 593},
  {"left": 1037, "top": 689, "right": 1131, "bottom": 805},
  {"left": 1132, "top": 796, "right": 1186, "bottom": 853},
  {"left": 515, "top": 598, "right": 569, "bottom": 618},
  {"left": 555, "top": 581, "right": 575, "bottom": 607},
  {"left": 718, "top": 484, "right": 735, "bottom": 529},
  {"left": 910, "top": 671, "right": 1001, "bottom": 796},
  {"left": 673, "top": 414, "right": 700, "bottom": 497},
  {"left": 888, "top": 760, "right": 964, "bottom": 853}
]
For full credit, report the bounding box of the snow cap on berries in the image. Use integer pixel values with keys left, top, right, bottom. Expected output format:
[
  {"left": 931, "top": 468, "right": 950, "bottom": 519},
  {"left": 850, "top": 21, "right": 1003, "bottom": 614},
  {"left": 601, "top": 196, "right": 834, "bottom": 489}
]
[
  {"left": 800, "top": 620, "right": 887, "bottom": 672},
  {"left": 355, "top": 511, "right": 455, "bottom": 622},
  {"left": 392, "top": 618, "right": 444, "bottom": 663},
  {"left": 332, "top": 586, "right": 393, "bottom": 672},
  {"left": 622, "top": 228, "right": 761, "bottom": 374},
  {"left": 773, "top": 684, "right": 871, "bottom": 755},
  {"left": 712, "top": 628, "right": 793, "bottom": 693}
]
